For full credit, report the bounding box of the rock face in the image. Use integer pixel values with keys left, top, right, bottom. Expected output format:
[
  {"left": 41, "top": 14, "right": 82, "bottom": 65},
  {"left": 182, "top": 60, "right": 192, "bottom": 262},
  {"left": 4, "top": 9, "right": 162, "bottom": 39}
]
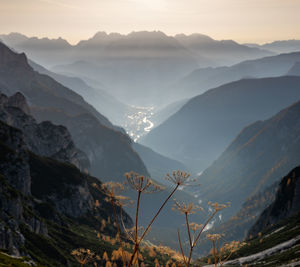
[
  {"left": 0, "top": 42, "right": 149, "bottom": 180},
  {"left": 0, "top": 120, "right": 47, "bottom": 256},
  {"left": 0, "top": 120, "right": 132, "bottom": 258},
  {"left": 248, "top": 166, "right": 300, "bottom": 237},
  {"left": 0, "top": 92, "right": 90, "bottom": 172},
  {"left": 0, "top": 92, "right": 132, "bottom": 258}
]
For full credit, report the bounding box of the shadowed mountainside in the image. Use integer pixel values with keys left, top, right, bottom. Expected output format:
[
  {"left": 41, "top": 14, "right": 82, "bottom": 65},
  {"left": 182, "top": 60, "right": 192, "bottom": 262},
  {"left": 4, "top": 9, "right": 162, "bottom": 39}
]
[
  {"left": 29, "top": 59, "right": 132, "bottom": 126},
  {"left": 196, "top": 100, "right": 300, "bottom": 220},
  {"left": 142, "top": 76, "right": 300, "bottom": 171},
  {"left": 248, "top": 166, "right": 300, "bottom": 238}
]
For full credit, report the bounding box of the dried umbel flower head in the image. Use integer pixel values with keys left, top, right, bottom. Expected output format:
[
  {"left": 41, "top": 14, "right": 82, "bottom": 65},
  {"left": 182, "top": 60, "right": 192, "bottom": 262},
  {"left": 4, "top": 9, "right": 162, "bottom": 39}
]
[
  {"left": 71, "top": 248, "right": 96, "bottom": 265},
  {"left": 98, "top": 181, "right": 132, "bottom": 206},
  {"left": 206, "top": 233, "right": 222, "bottom": 241},
  {"left": 173, "top": 200, "right": 203, "bottom": 215},
  {"left": 125, "top": 171, "right": 163, "bottom": 193},
  {"left": 101, "top": 182, "right": 125, "bottom": 198},
  {"left": 208, "top": 201, "right": 230, "bottom": 212},
  {"left": 165, "top": 170, "right": 192, "bottom": 186},
  {"left": 189, "top": 222, "right": 203, "bottom": 233},
  {"left": 221, "top": 240, "right": 245, "bottom": 253}
]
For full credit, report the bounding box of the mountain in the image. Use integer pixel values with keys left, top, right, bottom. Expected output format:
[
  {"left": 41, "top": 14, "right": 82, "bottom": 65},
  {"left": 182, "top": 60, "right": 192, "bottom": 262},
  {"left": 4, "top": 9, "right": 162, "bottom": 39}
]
[
  {"left": 52, "top": 31, "right": 199, "bottom": 105},
  {"left": 0, "top": 32, "right": 72, "bottom": 67},
  {"left": 246, "top": 40, "right": 300, "bottom": 54},
  {"left": 287, "top": 61, "right": 300, "bottom": 76},
  {"left": 248, "top": 166, "right": 300, "bottom": 238},
  {"left": 167, "top": 51, "right": 300, "bottom": 103},
  {"left": 0, "top": 42, "right": 202, "bottom": 247},
  {"left": 29, "top": 60, "right": 132, "bottom": 126},
  {"left": 0, "top": 92, "right": 90, "bottom": 172},
  {"left": 196, "top": 100, "right": 300, "bottom": 220},
  {"left": 151, "top": 98, "right": 188, "bottom": 127},
  {"left": 200, "top": 213, "right": 300, "bottom": 266},
  {"left": 0, "top": 41, "right": 149, "bottom": 180},
  {"left": 142, "top": 76, "right": 300, "bottom": 171},
  {"left": 201, "top": 167, "right": 300, "bottom": 267},
  {"left": 132, "top": 143, "right": 187, "bottom": 186},
  {"left": 0, "top": 31, "right": 199, "bottom": 105},
  {"left": 175, "top": 33, "right": 273, "bottom": 66},
  {"left": 0, "top": 93, "right": 132, "bottom": 265}
]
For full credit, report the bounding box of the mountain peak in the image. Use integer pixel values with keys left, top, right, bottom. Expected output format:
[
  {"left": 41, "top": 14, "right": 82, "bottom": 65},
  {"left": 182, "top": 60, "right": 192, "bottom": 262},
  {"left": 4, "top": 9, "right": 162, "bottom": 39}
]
[
  {"left": 127, "top": 30, "right": 168, "bottom": 39},
  {"left": 175, "top": 33, "right": 214, "bottom": 42},
  {"left": 92, "top": 31, "right": 108, "bottom": 39},
  {"left": 0, "top": 42, "right": 32, "bottom": 71}
]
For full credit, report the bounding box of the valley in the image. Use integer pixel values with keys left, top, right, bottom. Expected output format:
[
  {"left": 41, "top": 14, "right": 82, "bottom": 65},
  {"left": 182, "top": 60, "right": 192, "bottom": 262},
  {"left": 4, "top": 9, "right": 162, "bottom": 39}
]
[
  {"left": 123, "top": 105, "right": 155, "bottom": 141},
  {"left": 0, "top": 16, "right": 300, "bottom": 266}
]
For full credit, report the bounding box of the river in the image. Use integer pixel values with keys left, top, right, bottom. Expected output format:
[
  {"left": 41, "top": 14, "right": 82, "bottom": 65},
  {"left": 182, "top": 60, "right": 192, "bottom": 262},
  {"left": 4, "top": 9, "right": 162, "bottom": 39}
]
[{"left": 123, "top": 106, "right": 155, "bottom": 141}]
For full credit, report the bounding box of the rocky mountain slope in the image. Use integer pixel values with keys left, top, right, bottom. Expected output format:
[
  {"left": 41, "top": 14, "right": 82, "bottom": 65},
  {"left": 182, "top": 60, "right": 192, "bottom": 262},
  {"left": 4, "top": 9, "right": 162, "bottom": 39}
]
[
  {"left": 0, "top": 92, "right": 89, "bottom": 172},
  {"left": 198, "top": 167, "right": 300, "bottom": 266},
  {"left": 0, "top": 93, "right": 132, "bottom": 265},
  {"left": 248, "top": 166, "right": 300, "bottom": 238},
  {"left": 142, "top": 76, "right": 300, "bottom": 171}
]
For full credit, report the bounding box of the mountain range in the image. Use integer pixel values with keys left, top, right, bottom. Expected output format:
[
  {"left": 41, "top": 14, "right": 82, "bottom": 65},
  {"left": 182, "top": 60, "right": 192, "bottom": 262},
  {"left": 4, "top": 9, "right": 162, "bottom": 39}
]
[
  {"left": 174, "top": 33, "right": 273, "bottom": 66},
  {"left": 0, "top": 31, "right": 274, "bottom": 106},
  {"left": 165, "top": 51, "right": 300, "bottom": 103},
  {"left": 142, "top": 76, "right": 300, "bottom": 171},
  {"left": 245, "top": 39, "right": 300, "bottom": 54},
  {"left": 1, "top": 30, "right": 300, "bottom": 266},
  {"left": 0, "top": 42, "right": 201, "bottom": 249}
]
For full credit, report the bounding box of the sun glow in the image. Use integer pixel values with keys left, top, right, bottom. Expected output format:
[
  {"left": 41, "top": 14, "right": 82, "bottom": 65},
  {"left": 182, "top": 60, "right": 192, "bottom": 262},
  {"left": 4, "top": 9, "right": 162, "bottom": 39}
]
[{"left": 132, "top": 0, "right": 166, "bottom": 10}]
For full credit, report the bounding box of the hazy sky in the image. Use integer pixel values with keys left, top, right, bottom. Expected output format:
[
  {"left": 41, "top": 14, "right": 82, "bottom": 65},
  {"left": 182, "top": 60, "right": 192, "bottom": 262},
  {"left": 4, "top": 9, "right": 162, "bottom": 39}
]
[{"left": 1, "top": 0, "right": 300, "bottom": 44}]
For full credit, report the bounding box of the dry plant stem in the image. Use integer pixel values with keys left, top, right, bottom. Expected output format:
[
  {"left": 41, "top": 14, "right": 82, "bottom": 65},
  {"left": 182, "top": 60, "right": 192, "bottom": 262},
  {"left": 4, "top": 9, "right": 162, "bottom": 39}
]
[
  {"left": 127, "top": 184, "right": 180, "bottom": 267},
  {"left": 185, "top": 213, "right": 192, "bottom": 248},
  {"left": 135, "top": 191, "right": 142, "bottom": 244},
  {"left": 213, "top": 240, "right": 217, "bottom": 267},
  {"left": 186, "top": 211, "right": 218, "bottom": 267},
  {"left": 178, "top": 229, "right": 188, "bottom": 267},
  {"left": 217, "top": 239, "right": 221, "bottom": 264},
  {"left": 194, "top": 211, "right": 217, "bottom": 246}
]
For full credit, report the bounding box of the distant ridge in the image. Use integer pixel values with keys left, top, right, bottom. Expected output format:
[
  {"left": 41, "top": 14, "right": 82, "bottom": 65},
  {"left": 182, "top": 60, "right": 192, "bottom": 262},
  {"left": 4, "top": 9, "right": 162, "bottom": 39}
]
[
  {"left": 198, "top": 100, "right": 300, "bottom": 219},
  {"left": 142, "top": 76, "right": 300, "bottom": 170}
]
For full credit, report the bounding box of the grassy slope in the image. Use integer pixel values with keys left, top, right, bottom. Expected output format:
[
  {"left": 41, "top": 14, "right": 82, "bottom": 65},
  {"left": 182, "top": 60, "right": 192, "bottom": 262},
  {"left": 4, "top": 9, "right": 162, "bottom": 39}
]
[{"left": 198, "top": 213, "right": 300, "bottom": 267}]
